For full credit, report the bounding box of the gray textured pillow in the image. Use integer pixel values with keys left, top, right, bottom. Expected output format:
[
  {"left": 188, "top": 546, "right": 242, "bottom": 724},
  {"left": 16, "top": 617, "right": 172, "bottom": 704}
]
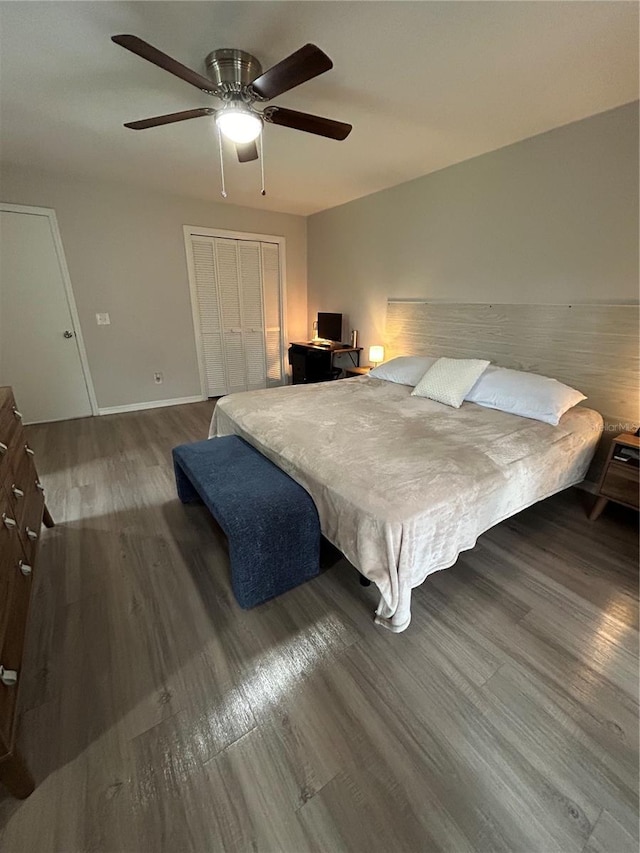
[{"left": 412, "top": 357, "right": 490, "bottom": 408}]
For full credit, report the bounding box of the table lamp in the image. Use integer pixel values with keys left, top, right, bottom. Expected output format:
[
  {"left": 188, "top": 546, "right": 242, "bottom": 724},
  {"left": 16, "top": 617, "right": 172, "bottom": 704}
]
[{"left": 369, "top": 345, "right": 384, "bottom": 367}]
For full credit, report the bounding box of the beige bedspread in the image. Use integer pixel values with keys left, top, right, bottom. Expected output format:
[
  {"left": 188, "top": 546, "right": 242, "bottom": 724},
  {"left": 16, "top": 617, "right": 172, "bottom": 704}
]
[{"left": 209, "top": 377, "right": 602, "bottom": 632}]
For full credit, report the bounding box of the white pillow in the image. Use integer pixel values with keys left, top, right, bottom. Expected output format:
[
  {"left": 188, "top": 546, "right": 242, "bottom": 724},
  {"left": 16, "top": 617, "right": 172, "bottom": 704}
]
[
  {"left": 369, "top": 355, "right": 437, "bottom": 386},
  {"left": 465, "top": 366, "right": 586, "bottom": 425},
  {"left": 412, "top": 357, "right": 490, "bottom": 408}
]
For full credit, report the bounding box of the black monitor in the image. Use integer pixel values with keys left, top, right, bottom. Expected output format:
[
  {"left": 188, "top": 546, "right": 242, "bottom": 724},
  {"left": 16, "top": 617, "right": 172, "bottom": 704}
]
[{"left": 317, "top": 312, "right": 342, "bottom": 342}]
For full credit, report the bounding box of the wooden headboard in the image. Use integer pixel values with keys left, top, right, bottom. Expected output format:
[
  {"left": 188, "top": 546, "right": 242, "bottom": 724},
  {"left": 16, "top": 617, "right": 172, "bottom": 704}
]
[{"left": 385, "top": 301, "right": 639, "bottom": 473}]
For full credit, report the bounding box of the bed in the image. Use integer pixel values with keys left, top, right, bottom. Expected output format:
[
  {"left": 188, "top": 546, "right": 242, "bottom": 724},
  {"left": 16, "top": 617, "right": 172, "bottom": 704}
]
[{"left": 210, "top": 375, "right": 602, "bottom": 632}]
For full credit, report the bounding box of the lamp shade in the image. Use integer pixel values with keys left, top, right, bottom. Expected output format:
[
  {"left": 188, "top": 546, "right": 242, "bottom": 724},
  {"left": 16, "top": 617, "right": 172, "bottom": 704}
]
[{"left": 369, "top": 345, "right": 384, "bottom": 365}]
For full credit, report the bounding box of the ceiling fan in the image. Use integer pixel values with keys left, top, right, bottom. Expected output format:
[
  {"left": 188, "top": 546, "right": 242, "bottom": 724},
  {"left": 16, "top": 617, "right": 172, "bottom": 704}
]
[{"left": 112, "top": 35, "right": 353, "bottom": 167}]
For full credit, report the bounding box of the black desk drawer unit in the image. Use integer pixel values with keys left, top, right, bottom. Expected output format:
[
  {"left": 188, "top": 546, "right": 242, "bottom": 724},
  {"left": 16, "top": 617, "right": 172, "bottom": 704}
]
[{"left": 288, "top": 342, "right": 362, "bottom": 384}]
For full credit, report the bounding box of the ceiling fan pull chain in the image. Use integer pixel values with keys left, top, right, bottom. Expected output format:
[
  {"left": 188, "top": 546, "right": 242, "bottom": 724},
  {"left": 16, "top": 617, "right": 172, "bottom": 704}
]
[
  {"left": 259, "top": 133, "right": 266, "bottom": 196},
  {"left": 217, "top": 126, "right": 227, "bottom": 199}
]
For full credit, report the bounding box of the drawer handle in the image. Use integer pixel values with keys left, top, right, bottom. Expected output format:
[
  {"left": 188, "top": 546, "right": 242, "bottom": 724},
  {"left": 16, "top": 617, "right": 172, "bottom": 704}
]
[
  {"left": 0, "top": 666, "right": 18, "bottom": 687},
  {"left": 11, "top": 484, "right": 24, "bottom": 499},
  {"left": 24, "top": 444, "right": 35, "bottom": 456},
  {"left": 12, "top": 407, "right": 23, "bottom": 421},
  {"left": 25, "top": 526, "right": 38, "bottom": 541},
  {"left": 18, "top": 560, "right": 32, "bottom": 577},
  {"left": 0, "top": 441, "right": 7, "bottom": 455},
  {"left": 2, "top": 513, "right": 17, "bottom": 530},
  {"left": 35, "top": 481, "right": 45, "bottom": 492}
]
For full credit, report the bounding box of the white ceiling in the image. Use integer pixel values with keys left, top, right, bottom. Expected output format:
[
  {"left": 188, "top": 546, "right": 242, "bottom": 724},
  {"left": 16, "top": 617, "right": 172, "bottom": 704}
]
[{"left": 1, "top": 1, "right": 637, "bottom": 216}]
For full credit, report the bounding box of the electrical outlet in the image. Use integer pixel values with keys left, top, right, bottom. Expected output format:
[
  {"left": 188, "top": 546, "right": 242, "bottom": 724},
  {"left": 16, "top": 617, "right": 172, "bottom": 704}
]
[
  {"left": 154, "top": 372, "right": 163, "bottom": 384},
  {"left": 96, "top": 313, "right": 110, "bottom": 325}
]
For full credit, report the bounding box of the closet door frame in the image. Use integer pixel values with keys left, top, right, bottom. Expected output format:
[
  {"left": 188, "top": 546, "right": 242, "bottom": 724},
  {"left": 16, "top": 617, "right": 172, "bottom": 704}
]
[{"left": 183, "top": 225, "right": 288, "bottom": 399}]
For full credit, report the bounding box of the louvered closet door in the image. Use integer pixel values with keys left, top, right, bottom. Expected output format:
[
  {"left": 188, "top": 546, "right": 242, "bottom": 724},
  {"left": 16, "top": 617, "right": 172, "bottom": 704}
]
[
  {"left": 215, "top": 239, "right": 247, "bottom": 395},
  {"left": 189, "top": 232, "right": 284, "bottom": 396},
  {"left": 190, "top": 238, "right": 227, "bottom": 396},
  {"left": 261, "top": 242, "right": 284, "bottom": 386},
  {"left": 237, "top": 241, "right": 267, "bottom": 391}
]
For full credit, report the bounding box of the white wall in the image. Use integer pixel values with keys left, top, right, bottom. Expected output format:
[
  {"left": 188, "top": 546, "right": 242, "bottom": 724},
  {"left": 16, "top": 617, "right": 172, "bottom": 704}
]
[
  {"left": 308, "top": 102, "right": 639, "bottom": 361},
  {"left": 0, "top": 166, "right": 307, "bottom": 409}
]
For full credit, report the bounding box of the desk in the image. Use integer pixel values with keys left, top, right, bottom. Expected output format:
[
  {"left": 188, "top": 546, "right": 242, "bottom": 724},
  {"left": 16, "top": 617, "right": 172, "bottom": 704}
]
[{"left": 288, "top": 342, "right": 362, "bottom": 384}]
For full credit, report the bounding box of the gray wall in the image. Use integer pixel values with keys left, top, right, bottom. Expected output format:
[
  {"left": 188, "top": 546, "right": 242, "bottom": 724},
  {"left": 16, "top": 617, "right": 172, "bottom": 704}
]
[
  {"left": 2, "top": 102, "right": 636, "bottom": 411},
  {"left": 308, "top": 102, "right": 639, "bottom": 361},
  {"left": 0, "top": 166, "right": 307, "bottom": 409}
]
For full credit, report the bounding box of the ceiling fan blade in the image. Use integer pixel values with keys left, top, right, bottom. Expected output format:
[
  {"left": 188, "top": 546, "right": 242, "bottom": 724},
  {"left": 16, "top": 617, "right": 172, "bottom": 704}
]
[
  {"left": 249, "top": 44, "right": 332, "bottom": 100},
  {"left": 112, "top": 34, "right": 218, "bottom": 95},
  {"left": 236, "top": 141, "right": 259, "bottom": 162},
  {"left": 124, "top": 108, "right": 216, "bottom": 130},
  {"left": 264, "top": 106, "right": 352, "bottom": 140}
]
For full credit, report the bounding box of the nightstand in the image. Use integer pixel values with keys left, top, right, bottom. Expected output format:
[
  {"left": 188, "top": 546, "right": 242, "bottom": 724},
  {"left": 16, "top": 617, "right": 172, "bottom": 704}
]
[
  {"left": 589, "top": 433, "right": 639, "bottom": 521},
  {"left": 344, "top": 366, "right": 371, "bottom": 378}
]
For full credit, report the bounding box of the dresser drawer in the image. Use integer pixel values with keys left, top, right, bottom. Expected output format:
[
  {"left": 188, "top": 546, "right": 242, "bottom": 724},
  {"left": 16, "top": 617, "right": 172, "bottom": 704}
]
[
  {"left": 0, "top": 390, "right": 24, "bottom": 483},
  {"left": 0, "top": 531, "right": 31, "bottom": 653},
  {"left": 7, "top": 444, "right": 42, "bottom": 533},
  {"left": 0, "top": 549, "right": 33, "bottom": 749},
  {"left": 5, "top": 440, "right": 44, "bottom": 562},
  {"left": 601, "top": 460, "right": 639, "bottom": 509},
  {"left": 0, "top": 482, "right": 33, "bottom": 750},
  {"left": 0, "top": 387, "right": 45, "bottom": 797},
  {"left": 0, "top": 485, "right": 24, "bottom": 569},
  {"left": 0, "top": 563, "right": 13, "bottom": 661},
  {"left": 0, "top": 490, "right": 29, "bottom": 571},
  {"left": 0, "top": 523, "right": 20, "bottom": 652},
  {"left": 17, "top": 487, "right": 45, "bottom": 566}
]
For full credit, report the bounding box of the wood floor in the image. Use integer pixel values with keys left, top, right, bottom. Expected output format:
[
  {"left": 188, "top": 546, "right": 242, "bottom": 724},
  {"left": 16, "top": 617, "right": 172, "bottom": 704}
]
[{"left": 0, "top": 401, "right": 637, "bottom": 853}]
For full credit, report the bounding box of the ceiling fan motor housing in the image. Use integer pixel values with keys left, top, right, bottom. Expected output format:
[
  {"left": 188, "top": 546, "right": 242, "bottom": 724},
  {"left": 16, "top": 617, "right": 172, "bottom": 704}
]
[{"left": 205, "top": 49, "right": 262, "bottom": 92}]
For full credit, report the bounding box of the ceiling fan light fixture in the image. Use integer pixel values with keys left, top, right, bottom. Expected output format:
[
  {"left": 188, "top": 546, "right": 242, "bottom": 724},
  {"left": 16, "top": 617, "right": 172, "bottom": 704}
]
[{"left": 215, "top": 106, "right": 263, "bottom": 143}]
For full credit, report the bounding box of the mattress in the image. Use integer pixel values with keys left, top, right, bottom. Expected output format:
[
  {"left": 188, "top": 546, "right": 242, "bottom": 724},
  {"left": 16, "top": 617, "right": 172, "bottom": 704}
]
[{"left": 209, "top": 376, "right": 602, "bottom": 632}]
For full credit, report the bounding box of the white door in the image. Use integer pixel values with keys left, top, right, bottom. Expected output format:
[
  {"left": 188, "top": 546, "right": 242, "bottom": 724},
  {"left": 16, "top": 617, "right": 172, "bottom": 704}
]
[{"left": 0, "top": 208, "right": 94, "bottom": 423}]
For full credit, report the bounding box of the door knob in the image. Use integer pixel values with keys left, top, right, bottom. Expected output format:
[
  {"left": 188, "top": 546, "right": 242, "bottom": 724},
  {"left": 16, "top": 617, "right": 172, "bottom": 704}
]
[{"left": 63, "top": 330, "right": 74, "bottom": 338}]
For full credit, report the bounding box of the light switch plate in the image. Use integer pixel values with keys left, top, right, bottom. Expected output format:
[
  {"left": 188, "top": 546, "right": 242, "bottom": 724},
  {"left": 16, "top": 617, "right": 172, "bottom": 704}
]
[{"left": 96, "top": 313, "right": 110, "bottom": 325}]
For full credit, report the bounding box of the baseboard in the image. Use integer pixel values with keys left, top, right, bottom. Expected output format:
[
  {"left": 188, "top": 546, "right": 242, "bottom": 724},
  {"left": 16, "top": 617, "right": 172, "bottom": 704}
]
[
  {"left": 24, "top": 414, "right": 94, "bottom": 426},
  {"left": 98, "top": 396, "right": 204, "bottom": 416}
]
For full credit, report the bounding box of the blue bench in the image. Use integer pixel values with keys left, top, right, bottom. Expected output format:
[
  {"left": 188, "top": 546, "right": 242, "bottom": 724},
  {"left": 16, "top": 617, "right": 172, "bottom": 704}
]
[{"left": 172, "top": 435, "right": 321, "bottom": 608}]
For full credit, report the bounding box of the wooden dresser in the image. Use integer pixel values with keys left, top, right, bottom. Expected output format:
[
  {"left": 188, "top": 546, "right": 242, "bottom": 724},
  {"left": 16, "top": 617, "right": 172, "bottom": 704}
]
[{"left": 0, "top": 386, "right": 54, "bottom": 798}]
